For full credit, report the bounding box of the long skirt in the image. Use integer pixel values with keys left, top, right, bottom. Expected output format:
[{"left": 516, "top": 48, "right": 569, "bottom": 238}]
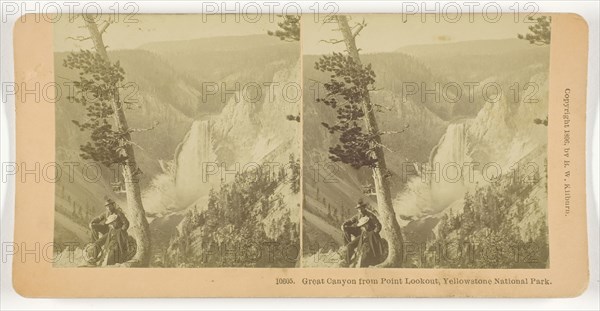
[
  {"left": 358, "top": 231, "right": 385, "bottom": 267},
  {"left": 103, "top": 228, "right": 130, "bottom": 265}
]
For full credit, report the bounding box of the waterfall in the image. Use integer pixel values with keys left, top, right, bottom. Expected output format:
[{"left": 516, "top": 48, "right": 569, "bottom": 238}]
[
  {"left": 174, "top": 119, "right": 217, "bottom": 208},
  {"left": 394, "top": 122, "right": 470, "bottom": 222},
  {"left": 429, "top": 123, "right": 467, "bottom": 168},
  {"left": 142, "top": 119, "right": 217, "bottom": 215},
  {"left": 428, "top": 122, "right": 470, "bottom": 209}
]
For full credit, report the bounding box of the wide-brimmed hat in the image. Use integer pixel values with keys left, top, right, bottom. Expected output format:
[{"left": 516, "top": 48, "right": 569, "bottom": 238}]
[
  {"left": 106, "top": 214, "right": 118, "bottom": 225},
  {"left": 104, "top": 198, "right": 115, "bottom": 206},
  {"left": 356, "top": 216, "right": 370, "bottom": 227},
  {"left": 355, "top": 201, "right": 367, "bottom": 209}
]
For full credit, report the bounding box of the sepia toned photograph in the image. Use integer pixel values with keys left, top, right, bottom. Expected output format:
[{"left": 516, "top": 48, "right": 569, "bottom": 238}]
[
  {"left": 52, "top": 14, "right": 301, "bottom": 268},
  {"left": 302, "top": 14, "right": 551, "bottom": 268},
  {"left": 8, "top": 7, "right": 592, "bottom": 299}
]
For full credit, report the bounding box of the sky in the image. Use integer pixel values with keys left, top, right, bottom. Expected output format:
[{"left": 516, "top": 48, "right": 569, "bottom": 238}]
[
  {"left": 54, "top": 14, "right": 534, "bottom": 53},
  {"left": 302, "top": 14, "right": 534, "bottom": 54},
  {"left": 53, "top": 14, "right": 276, "bottom": 52}
]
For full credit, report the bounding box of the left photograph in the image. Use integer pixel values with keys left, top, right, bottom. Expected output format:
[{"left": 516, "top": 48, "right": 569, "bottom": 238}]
[{"left": 53, "top": 15, "right": 301, "bottom": 268}]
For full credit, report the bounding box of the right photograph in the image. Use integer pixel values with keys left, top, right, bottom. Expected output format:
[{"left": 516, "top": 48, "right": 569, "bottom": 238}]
[{"left": 302, "top": 14, "right": 550, "bottom": 268}]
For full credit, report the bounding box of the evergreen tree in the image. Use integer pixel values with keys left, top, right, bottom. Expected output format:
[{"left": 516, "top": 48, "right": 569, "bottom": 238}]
[
  {"left": 518, "top": 16, "right": 551, "bottom": 126},
  {"left": 289, "top": 153, "right": 300, "bottom": 194},
  {"left": 65, "top": 15, "right": 152, "bottom": 266},
  {"left": 268, "top": 15, "right": 301, "bottom": 122},
  {"left": 315, "top": 15, "right": 404, "bottom": 267},
  {"left": 268, "top": 15, "right": 300, "bottom": 42},
  {"left": 518, "top": 16, "right": 551, "bottom": 45}
]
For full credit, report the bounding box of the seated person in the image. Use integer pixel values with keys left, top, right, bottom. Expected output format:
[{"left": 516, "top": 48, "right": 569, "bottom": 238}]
[
  {"left": 102, "top": 214, "right": 131, "bottom": 265},
  {"left": 341, "top": 200, "right": 382, "bottom": 266},
  {"left": 86, "top": 199, "right": 130, "bottom": 265},
  {"left": 341, "top": 200, "right": 381, "bottom": 244},
  {"left": 89, "top": 198, "right": 129, "bottom": 242}
]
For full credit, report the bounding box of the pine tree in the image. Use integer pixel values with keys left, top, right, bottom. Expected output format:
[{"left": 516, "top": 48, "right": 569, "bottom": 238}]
[
  {"left": 289, "top": 153, "right": 300, "bottom": 194},
  {"left": 267, "top": 15, "right": 300, "bottom": 42},
  {"left": 518, "top": 16, "right": 551, "bottom": 127},
  {"left": 315, "top": 15, "right": 404, "bottom": 267},
  {"left": 518, "top": 16, "right": 551, "bottom": 45},
  {"left": 268, "top": 15, "right": 301, "bottom": 123},
  {"left": 65, "top": 15, "right": 151, "bottom": 266}
]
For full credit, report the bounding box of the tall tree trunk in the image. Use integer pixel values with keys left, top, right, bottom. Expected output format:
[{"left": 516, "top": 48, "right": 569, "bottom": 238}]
[
  {"left": 337, "top": 15, "right": 404, "bottom": 267},
  {"left": 83, "top": 16, "right": 151, "bottom": 267}
]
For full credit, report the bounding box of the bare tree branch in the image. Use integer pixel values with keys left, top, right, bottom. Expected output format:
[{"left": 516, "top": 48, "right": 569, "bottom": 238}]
[
  {"left": 352, "top": 19, "right": 367, "bottom": 38},
  {"left": 322, "top": 15, "right": 338, "bottom": 24},
  {"left": 375, "top": 124, "right": 410, "bottom": 136},
  {"left": 127, "top": 121, "right": 159, "bottom": 133},
  {"left": 373, "top": 142, "right": 395, "bottom": 153},
  {"left": 373, "top": 103, "right": 393, "bottom": 111},
  {"left": 98, "top": 20, "right": 111, "bottom": 34},
  {"left": 66, "top": 35, "right": 92, "bottom": 42},
  {"left": 126, "top": 140, "right": 147, "bottom": 152},
  {"left": 320, "top": 38, "right": 344, "bottom": 44}
]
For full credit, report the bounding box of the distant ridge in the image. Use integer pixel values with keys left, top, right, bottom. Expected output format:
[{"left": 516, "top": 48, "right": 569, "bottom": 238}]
[
  {"left": 396, "top": 38, "right": 542, "bottom": 57},
  {"left": 139, "top": 34, "right": 289, "bottom": 53}
]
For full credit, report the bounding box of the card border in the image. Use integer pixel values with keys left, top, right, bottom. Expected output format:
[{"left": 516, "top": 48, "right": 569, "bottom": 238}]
[{"left": 12, "top": 13, "right": 589, "bottom": 298}]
